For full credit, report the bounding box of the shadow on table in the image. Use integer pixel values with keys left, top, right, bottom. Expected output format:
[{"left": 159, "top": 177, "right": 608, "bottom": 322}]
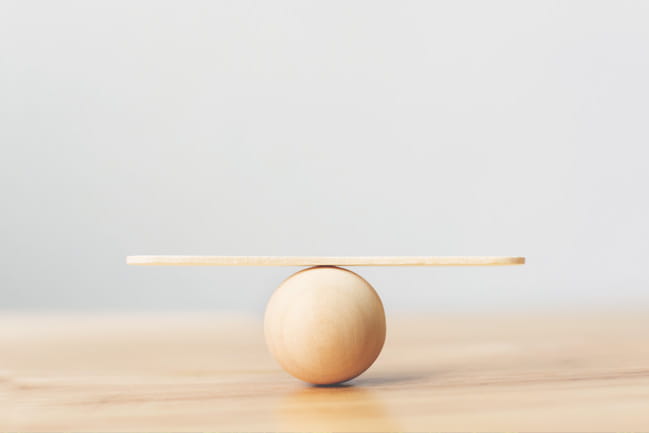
[
  {"left": 351, "top": 372, "right": 426, "bottom": 386},
  {"left": 273, "top": 373, "right": 430, "bottom": 431}
]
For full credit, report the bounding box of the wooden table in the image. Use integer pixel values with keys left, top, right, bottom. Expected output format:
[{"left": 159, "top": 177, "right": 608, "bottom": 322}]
[{"left": 2, "top": 311, "right": 649, "bottom": 431}]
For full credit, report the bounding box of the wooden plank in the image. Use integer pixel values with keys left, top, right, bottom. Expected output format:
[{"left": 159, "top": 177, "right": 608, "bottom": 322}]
[
  {"left": 2, "top": 311, "right": 648, "bottom": 431},
  {"left": 126, "top": 255, "right": 525, "bottom": 266}
]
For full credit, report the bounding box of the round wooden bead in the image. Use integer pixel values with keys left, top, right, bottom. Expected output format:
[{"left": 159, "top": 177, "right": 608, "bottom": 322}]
[{"left": 264, "top": 266, "right": 386, "bottom": 385}]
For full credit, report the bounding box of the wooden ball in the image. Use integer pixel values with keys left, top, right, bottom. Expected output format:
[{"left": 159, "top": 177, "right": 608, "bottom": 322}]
[{"left": 264, "top": 266, "right": 386, "bottom": 385}]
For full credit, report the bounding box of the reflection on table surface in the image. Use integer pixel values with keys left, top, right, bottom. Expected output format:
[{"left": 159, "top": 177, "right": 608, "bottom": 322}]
[{"left": 277, "top": 385, "right": 399, "bottom": 431}]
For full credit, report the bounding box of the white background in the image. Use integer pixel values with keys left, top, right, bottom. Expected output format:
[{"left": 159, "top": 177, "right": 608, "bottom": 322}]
[{"left": 1, "top": 1, "right": 648, "bottom": 312}]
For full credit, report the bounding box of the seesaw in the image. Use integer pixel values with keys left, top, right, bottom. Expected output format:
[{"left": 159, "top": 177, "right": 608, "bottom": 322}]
[{"left": 127, "top": 255, "right": 525, "bottom": 385}]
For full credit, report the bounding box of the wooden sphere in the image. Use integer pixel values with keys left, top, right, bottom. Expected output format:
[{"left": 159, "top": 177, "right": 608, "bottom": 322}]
[{"left": 264, "top": 266, "right": 386, "bottom": 385}]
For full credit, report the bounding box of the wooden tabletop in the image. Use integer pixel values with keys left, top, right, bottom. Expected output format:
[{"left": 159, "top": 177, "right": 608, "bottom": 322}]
[{"left": 2, "top": 311, "right": 649, "bottom": 431}]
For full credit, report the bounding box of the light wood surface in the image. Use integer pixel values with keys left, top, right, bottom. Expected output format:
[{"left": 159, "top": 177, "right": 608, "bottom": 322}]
[
  {"left": 127, "top": 255, "right": 525, "bottom": 266},
  {"left": 2, "top": 311, "right": 648, "bottom": 431}
]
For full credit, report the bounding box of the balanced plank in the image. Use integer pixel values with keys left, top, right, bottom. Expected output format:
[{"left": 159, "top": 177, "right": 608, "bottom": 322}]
[{"left": 126, "top": 256, "right": 525, "bottom": 266}]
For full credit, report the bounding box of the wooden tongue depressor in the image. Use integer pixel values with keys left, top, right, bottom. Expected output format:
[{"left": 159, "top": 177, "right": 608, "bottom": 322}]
[{"left": 126, "top": 256, "right": 525, "bottom": 266}]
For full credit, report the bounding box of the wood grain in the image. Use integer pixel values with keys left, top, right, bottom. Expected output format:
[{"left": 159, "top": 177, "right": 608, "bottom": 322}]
[
  {"left": 126, "top": 255, "right": 525, "bottom": 266},
  {"left": 264, "top": 266, "right": 386, "bottom": 384},
  {"left": 2, "top": 311, "right": 648, "bottom": 431}
]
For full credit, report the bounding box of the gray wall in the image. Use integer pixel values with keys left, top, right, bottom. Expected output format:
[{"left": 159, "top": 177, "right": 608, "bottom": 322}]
[{"left": 1, "top": 1, "right": 648, "bottom": 312}]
